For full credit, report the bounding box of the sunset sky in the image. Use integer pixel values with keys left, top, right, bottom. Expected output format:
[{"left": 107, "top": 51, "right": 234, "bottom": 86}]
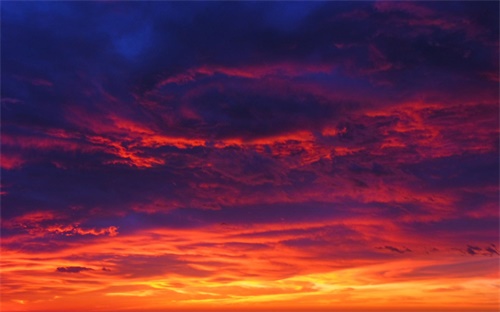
[{"left": 1, "top": 1, "right": 499, "bottom": 311}]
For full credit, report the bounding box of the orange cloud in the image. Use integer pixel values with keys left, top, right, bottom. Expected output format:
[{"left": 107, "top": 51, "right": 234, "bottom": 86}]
[{"left": 1, "top": 222, "right": 498, "bottom": 311}]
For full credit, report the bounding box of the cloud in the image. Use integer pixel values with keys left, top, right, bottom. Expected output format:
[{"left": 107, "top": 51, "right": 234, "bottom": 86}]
[
  {"left": 466, "top": 245, "right": 482, "bottom": 255},
  {"left": 1, "top": 1, "right": 498, "bottom": 311},
  {"left": 485, "top": 245, "right": 499, "bottom": 256},
  {"left": 378, "top": 246, "right": 412, "bottom": 254},
  {"left": 56, "top": 266, "right": 93, "bottom": 273}
]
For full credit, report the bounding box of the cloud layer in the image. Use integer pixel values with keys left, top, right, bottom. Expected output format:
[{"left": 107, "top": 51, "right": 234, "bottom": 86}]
[{"left": 1, "top": 1, "right": 498, "bottom": 311}]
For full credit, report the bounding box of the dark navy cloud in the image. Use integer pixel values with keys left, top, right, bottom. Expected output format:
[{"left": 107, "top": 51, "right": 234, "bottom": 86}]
[{"left": 2, "top": 1, "right": 497, "bottom": 149}]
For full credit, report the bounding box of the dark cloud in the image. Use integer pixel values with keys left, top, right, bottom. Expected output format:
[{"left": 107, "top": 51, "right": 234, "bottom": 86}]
[
  {"left": 378, "top": 246, "right": 412, "bottom": 254},
  {"left": 466, "top": 245, "right": 482, "bottom": 255},
  {"left": 485, "top": 246, "right": 499, "bottom": 256},
  {"left": 461, "top": 244, "right": 500, "bottom": 257},
  {"left": 56, "top": 266, "right": 93, "bottom": 273},
  {"left": 402, "top": 152, "right": 499, "bottom": 190}
]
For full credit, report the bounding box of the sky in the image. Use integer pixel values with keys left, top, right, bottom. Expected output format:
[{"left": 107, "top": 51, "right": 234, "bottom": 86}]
[{"left": 0, "top": 1, "right": 499, "bottom": 311}]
